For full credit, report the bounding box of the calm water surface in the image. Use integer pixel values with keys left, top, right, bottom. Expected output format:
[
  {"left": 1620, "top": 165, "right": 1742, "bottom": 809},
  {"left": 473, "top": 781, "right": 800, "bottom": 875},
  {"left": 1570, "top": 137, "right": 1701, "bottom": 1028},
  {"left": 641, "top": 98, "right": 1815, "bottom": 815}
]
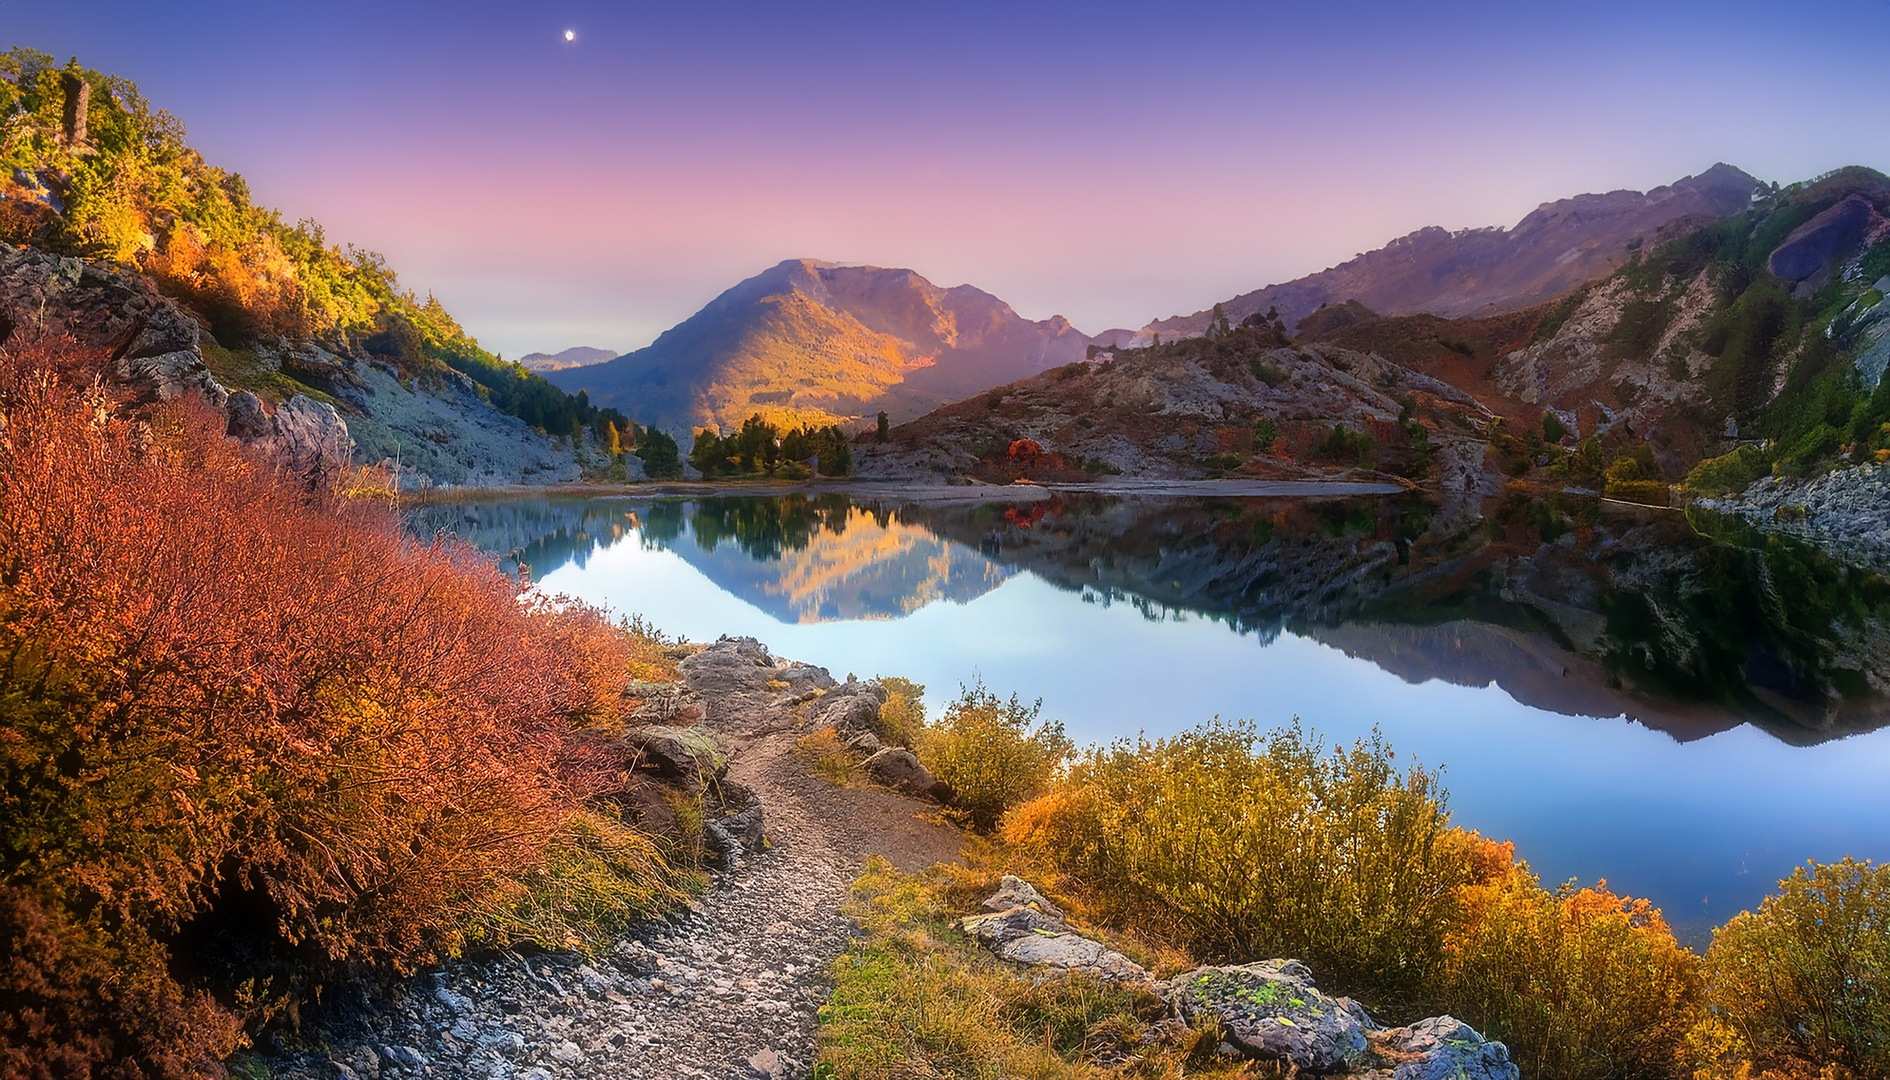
[{"left": 411, "top": 490, "right": 1890, "bottom": 940}]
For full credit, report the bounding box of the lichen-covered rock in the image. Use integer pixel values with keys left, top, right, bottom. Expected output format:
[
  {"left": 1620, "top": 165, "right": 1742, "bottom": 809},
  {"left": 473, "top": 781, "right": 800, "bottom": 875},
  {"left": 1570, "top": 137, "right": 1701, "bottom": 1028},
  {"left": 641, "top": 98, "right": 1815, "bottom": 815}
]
[
  {"left": 623, "top": 724, "right": 728, "bottom": 782},
  {"left": 856, "top": 747, "right": 950, "bottom": 801},
  {"left": 1163, "top": 960, "right": 1371, "bottom": 1073},
  {"left": 1358, "top": 1015, "right": 1518, "bottom": 1080}
]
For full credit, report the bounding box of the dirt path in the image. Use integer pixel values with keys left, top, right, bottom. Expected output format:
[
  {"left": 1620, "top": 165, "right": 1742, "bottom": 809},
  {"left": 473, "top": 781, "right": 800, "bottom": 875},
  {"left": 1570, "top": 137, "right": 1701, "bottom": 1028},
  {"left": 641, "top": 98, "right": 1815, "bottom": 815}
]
[{"left": 266, "top": 640, "right": 961, "bottom": 1080}]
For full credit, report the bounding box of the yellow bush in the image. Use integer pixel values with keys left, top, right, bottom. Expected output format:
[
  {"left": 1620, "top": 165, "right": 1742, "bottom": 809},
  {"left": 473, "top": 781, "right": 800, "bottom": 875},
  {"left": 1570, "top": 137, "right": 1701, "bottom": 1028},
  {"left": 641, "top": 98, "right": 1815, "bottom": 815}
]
[
  {"left": 875, "top": 676, "right": 927, "bottom": 750},
  {"left": 1438, "top": 864, "right": 1701, "bottom": 1080},
  {"left": 1699, "top": 859, "right": 1890, "bottom": 1080},
  {"left": 920, "top": 683, "right": 1069, "bottom": 833},
  {"left": 1010, "top": 719, "right": 1467, "bottom": 1013}
]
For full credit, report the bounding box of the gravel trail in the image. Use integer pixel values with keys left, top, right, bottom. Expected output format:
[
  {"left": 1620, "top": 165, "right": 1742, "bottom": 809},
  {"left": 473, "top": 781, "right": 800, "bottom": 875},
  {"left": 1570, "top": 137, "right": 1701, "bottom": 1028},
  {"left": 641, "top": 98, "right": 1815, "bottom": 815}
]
[{"left": 266, "top": 639, "right": 961, "bottom": 1080}]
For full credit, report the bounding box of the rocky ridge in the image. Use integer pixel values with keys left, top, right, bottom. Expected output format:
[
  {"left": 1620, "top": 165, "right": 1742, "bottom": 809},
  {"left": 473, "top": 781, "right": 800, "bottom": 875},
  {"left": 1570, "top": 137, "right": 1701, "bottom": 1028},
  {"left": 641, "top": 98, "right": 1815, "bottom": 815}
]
[
  {"left": 1139, "top": 163, "right": 1760, "bottom": 341},
  {"left": 1700, "top": 466, "right": 1890, "bottom": 566}
]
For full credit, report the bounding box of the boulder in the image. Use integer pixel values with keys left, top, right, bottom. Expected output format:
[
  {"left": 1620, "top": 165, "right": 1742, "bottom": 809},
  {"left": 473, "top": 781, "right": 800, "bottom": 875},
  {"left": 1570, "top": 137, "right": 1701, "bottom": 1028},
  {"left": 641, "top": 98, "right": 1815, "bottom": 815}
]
[
  {"left": 266, "top": 395, "right": 354, "bottom": 481},
  {"left": 1357, "top": 1015, "right": 1518, "bottom": 1080},
  {"left": 622, "top": 724, "right": 727, "bottom": 782},
  {"left": 1163, "top": 960, "right": 1371, "bottom": 1073},
  {"left": 225, "top": 390, "right": 271, "bottom": 439},
  {"left": 857, "top": 747, "right": 950, "bottom": 801},
  {"left": 813, "top": 678, "right": 888, "bottom": 738}
]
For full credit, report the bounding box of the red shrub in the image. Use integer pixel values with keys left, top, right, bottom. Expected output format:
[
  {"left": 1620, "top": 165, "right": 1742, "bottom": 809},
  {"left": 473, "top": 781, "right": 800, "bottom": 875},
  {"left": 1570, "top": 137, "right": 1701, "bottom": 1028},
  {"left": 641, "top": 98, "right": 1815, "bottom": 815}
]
[{"left": 0, "top": 331, "right": 659, "bottom": 1072}]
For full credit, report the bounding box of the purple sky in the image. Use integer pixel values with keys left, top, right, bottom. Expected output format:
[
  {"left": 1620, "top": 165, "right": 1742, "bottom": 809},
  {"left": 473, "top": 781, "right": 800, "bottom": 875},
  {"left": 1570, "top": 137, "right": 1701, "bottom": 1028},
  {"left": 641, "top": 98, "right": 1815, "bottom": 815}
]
[{"left": 7, "top": 0, "right": 1889, "bottom": 357}]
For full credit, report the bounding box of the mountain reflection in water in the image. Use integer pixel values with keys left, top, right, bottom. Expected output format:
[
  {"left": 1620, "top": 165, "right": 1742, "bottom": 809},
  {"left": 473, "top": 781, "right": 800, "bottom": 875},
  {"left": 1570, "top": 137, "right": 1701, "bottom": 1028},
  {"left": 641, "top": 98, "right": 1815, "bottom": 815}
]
[{"left": 412, "top": 491, "right": 1890, "bottom": 746}]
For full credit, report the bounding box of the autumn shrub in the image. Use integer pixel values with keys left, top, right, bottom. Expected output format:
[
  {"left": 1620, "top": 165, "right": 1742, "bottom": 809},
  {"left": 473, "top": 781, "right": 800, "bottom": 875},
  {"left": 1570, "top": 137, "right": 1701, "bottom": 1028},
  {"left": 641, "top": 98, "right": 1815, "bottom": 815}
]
[
  {"left": 1697, "top": 858, "right": 1890, "bottom": 1080},
  {"left": 1006, "top": 720, "right": 1467, "bottom": 1013},
  {"left": 1437, "top": 862, "right": 1702, "bottom": 1080},
  {"left": 796, "top": 727, "right": 856, "bottom": 786},
  {"left": 875, "top": 676, "right": 927, "bottom": 750},
  {"left": 920, "top": 683, "right": 1070, "bottom": 833},
  {"left": 0, "top": 333, "right": 685, "bottom": 1072}
]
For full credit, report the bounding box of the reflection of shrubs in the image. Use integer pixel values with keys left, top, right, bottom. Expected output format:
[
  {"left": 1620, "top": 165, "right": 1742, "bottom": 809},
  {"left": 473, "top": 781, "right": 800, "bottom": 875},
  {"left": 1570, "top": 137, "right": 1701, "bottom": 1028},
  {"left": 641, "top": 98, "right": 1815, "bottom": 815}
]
[
  {"left": 1604, "top": 446, "right": 1670, "bottom": 505},
  {"left": 1698, "top": 858, "right": 1890, "bottom": 1080},
  {"left": 920, "top": 684, "right": 1070, "bottom": 833},
  {"left": 1202, "top": 451, "right": 1244, "bottom": 472}
]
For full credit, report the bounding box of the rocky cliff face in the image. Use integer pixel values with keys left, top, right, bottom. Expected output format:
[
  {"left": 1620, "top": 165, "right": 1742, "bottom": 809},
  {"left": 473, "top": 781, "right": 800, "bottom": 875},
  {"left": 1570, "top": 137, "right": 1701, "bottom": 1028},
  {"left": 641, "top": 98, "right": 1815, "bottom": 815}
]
[
  {"left": 1142, "top": 164, "right": 1761, "bottom": 341},
  {"left": 0, "top": 243, "right": 591, "bottom": 488},
  {"left": 548, "top": 259, "right": 1089, "bottom": 433}
]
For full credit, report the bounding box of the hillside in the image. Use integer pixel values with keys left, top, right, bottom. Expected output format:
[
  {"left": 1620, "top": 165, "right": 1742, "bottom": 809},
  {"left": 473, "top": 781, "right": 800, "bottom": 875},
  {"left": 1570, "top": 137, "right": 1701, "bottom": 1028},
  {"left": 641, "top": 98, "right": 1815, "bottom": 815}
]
[
  {"left": 1139, "top": 163, "right": 1761, "bottom": 340},
  {"left": 547, "top": 259, "right": 1089, "bottom": 433},
  {"left": 0, "top": 48, "right": 638, "bottom": 486},
  {"left": 857, "top": 324, "right": 1500, "bottom": 509}
]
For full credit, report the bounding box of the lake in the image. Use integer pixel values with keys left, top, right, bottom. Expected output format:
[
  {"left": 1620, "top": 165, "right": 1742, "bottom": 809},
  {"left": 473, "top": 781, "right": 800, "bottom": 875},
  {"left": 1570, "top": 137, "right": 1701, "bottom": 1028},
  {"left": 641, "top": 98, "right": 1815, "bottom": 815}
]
[{"left": 410, "top": 486, "right": 1890, "bottom": 941}]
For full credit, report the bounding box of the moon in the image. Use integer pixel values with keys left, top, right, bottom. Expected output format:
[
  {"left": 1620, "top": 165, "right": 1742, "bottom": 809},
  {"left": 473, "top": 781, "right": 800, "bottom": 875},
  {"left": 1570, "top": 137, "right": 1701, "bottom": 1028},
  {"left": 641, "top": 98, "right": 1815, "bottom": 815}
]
[{"left": 563, "top": 29, "right": 576, "bottom": 42}]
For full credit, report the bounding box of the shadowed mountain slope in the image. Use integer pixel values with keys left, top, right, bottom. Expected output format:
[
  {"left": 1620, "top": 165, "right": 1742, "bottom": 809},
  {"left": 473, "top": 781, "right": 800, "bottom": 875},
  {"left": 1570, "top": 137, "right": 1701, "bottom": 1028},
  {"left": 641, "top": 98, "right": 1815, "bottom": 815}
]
[
  {"left": 548, "top": 259, "right": 1089, "bottom": 433},
  {"left": 1142, "top": 163, "right": 1762, "bottom": 340}
]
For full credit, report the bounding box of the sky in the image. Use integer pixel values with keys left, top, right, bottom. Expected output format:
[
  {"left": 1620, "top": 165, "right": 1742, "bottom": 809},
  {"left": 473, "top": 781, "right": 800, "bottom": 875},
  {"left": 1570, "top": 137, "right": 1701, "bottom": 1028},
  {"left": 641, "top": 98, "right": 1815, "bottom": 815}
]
[{"left": 6, "top": 0, "right": 1890, "bottom": 359}]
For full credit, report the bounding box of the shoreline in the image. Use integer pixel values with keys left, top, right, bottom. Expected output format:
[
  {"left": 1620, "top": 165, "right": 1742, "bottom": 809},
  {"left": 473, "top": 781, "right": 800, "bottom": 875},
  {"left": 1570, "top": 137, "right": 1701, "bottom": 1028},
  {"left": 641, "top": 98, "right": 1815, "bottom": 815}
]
[{"left": 398, "top": 476, "right": 1413, "bottom": 506}]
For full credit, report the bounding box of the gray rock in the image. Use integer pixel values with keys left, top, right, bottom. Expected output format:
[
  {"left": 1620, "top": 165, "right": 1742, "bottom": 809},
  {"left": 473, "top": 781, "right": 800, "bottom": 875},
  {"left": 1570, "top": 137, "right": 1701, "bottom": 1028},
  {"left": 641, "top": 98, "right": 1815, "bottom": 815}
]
[
  {"left": 960, "top": 880, "right": 1151, "bottom": 984},
  {"left": 845, "top": 731, "right": 882, "bottom": 754},
  {"left": 744, "top": 1048, "right": 785, "bottom": 1079},
  {"left": 856, "top": 747, "right": 950, "bottom": 801},
  {"left": 225, "top": 389, "right": 271, "bottom": 439},
  {"left": 1769, "top": 194, "right": 1877, "bottom": 282},
  {"left": 1358, "top": 1015, "right": 1518, "bottom": 1080},
  {"left": 266, "top": 395, "right": 354, "bottom": 482},
  {"left": 622, "top": 724, "right": 727, "bottom": 781},
  {"left": 813, "top": 678, "right": 888, "bottom": 738},
  {"left": 983, "top": 874, "right": 1063, "bottom": 918},
  {"left": 1163, "top": 960, "right": 1371, "bottom": 1073}
]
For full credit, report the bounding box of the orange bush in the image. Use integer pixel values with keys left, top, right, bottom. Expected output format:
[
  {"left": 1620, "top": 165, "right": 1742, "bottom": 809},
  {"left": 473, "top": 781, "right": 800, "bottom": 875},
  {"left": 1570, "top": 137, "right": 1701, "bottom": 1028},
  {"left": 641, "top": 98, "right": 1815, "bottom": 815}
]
[{"left": 0, "top": 331, "right": 672, "bottom": 1073}]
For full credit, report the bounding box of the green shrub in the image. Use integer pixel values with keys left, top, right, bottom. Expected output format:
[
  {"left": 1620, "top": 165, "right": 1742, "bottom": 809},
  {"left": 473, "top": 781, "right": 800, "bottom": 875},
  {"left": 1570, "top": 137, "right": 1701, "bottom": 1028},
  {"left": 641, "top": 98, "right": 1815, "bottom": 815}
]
[
  {"left": 1684, "top": 445, "right": 1768, "bottom": 495},
  {"left": 1776, "top": 422, "right": 1842, "bottom": 477},
  {"left": 1249, "top": 358, "right": 1287, "bottom": 385},
  {"left": 920, "top": 684, "right": 1070, "bottom": 833},
  {"left": 1202, "top": 452, "right": 1244, "bottom": 471},
  {"left": 1542, "top": 412, "right": 1567, "bottom": 444},
  {"left": 1701, "top": 858, "right": 1890, "bottom": 1079},
  {"left": 1251, "top": 417, "right": 1280, "bottom": 450},
  {"left": 1319, "top": 424, "right": 1377, "bottom": 469}
]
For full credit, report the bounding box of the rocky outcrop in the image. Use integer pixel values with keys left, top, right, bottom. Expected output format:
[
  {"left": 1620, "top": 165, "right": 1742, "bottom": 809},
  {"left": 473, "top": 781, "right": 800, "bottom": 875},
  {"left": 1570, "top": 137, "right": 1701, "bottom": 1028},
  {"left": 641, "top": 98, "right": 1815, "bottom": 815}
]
[
  {"left": 856, "top": 747, "right": 950, "bottom": 802},
  {"left": 623, "top": 724, "right": 729, "bottom": 786},
  {"left": 811, "top": 679, "right": 889, "bottom": 740},
  {"left": 958, "top": 882, "right": 1151, "bottom": 985},
  {"left": 1768, "top": 194, "right": 1882, "bottom": 283}
]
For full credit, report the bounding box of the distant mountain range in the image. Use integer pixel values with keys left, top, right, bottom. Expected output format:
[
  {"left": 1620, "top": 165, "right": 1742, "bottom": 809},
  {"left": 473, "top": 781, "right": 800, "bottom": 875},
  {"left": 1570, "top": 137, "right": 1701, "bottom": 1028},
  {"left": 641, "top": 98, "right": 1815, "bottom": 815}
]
[
  {"left": 1125, "top": 162, "right": 1764, "bottom": 342},
  {"left": 518, "top": 346, "right": 618, "bottom": 372},
  {"left": 546, "top": 259, "right": 1088, "bottom": 433}
]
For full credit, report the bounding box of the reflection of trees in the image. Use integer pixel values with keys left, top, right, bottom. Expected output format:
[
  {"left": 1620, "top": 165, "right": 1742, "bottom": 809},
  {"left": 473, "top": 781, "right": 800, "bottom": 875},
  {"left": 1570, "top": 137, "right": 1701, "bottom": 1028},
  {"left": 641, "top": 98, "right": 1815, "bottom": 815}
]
[{"left": 684, "top": 494, "right": 854, "bottom": 561}]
